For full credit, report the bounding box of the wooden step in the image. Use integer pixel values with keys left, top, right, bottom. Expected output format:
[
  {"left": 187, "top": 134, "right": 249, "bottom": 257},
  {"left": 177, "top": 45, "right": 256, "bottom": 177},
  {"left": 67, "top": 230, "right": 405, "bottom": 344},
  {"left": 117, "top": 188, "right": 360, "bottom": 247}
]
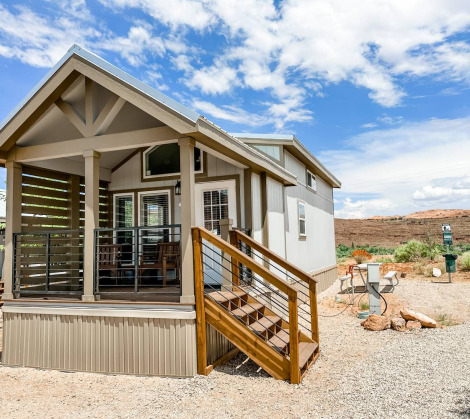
[
  {"left": 298, "top": 341, "right": 319, "bottom": 369},
  {"left": 209, "top": 290, "right": 247, "bottom": 304},
  {"left": 250, "top": 315, "right": 282, "bottom": 336},
  {"left": 269, "top": 329, "right": 290, "bottom": 352},
  {"left": 230, "top": 303, "right": 264, "bottom": 320}
]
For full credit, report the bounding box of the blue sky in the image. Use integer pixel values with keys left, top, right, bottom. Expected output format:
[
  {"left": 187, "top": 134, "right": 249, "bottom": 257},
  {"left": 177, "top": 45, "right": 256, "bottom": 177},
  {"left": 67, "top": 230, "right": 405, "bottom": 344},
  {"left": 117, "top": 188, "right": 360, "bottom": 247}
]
[{"left": 1, "top": 0, "right": 470, "bottom": 217}]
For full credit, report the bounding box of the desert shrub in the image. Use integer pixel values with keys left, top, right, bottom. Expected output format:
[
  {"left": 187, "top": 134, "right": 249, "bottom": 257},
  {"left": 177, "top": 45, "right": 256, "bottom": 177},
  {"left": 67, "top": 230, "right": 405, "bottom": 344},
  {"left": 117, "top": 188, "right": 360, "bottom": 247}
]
[
  {"left": 375, "top": 256, "right": 394, "bottom": 263},
  {"left": 413, "top": 261, "right": 426, "bottom": 275},
  {"left": 394, "top": 240, "right": 438, "bottom": 262},
  {"left": 351, "top": 249, "right": 372, "bottom": 264},
  {"left": 336, "top": 244, "right": 395, "bottom": 259},
  {"left": 360, "top": 301, "right": 370, "bottom": 310},
  {"left": 458, "top": 251, "right": 470, "bottom": 271}
]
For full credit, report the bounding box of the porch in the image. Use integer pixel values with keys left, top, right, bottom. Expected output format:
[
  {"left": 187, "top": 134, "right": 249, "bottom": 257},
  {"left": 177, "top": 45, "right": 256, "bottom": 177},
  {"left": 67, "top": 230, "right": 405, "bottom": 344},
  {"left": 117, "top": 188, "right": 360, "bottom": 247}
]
[{"left": 12, "top": 225, "right": 182, "bottom": 302}]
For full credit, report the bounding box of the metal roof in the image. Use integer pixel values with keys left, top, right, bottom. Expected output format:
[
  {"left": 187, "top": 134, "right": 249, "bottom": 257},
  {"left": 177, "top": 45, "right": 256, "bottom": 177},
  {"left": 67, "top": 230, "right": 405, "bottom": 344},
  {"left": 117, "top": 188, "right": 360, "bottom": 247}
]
[{"left": 0, "top": 44, "right": 200, "bottom": 132}]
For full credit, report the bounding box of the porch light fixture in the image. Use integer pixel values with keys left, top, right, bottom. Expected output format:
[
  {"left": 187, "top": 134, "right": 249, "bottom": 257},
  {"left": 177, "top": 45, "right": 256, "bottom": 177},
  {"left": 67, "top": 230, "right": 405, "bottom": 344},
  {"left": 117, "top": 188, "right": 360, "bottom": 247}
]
[{"left": 175, "top": 180, "right": 181, "bottom": 196}]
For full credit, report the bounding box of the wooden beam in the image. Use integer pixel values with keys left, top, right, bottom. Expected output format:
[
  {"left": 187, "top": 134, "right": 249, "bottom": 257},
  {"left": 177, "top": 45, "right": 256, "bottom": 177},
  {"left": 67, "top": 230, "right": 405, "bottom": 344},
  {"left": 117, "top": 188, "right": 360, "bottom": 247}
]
[
  {"left": 93, "top": 95, "right": 126, "bottom": 136},
  {"left": 55, "top": 98, "right": 86, "bottom": 136},
  {"left": 85, "top": 77, "right": 94, "bottom": 137},
  {"left": 111, "top": 147, "right": 144, "bottom": 173},
  {"left": 9, "top": 126, "right": 180, "bottom": 163}
]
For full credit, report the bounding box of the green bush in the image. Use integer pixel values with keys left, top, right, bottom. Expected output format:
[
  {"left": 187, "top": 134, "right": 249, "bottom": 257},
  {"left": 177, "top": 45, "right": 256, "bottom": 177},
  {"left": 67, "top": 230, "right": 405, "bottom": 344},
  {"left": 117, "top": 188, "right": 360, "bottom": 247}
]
[
  {"left": 458, "top": 251, "right": 470, "bottom": 271},
  {"left": 394, "top": 240, "right": 438, "bottom": 262}
]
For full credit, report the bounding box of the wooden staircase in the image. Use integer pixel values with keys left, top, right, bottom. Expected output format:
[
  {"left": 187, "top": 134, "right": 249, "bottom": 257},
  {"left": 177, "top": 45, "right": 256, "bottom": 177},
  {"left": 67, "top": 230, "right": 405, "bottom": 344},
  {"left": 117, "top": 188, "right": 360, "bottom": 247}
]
[
  {"left": 206, "top": 288, "right": 318, "bottom": 381},
  {"left": 193, "top": 226, "right": 320, "bottom": 384}
]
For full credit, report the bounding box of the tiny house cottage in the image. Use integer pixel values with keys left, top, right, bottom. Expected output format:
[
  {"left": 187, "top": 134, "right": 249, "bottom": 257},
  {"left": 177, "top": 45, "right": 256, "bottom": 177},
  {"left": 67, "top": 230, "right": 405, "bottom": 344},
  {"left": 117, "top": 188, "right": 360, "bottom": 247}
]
[{"left": 0, "top": 45, "right": 340, "bottom": 383}]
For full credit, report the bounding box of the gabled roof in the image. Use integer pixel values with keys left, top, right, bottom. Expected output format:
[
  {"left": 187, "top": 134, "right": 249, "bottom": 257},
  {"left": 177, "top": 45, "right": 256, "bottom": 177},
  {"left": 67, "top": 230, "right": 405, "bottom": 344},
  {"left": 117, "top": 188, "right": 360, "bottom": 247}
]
[
  {"left": 232, "top": 133, "right": 341, "bottom": 188},
  {"left": 0, "top": 45, "right": 199, "bottom": 132},
  {"left": 0, "top": 45, "right": 337, "bottom": 188}
]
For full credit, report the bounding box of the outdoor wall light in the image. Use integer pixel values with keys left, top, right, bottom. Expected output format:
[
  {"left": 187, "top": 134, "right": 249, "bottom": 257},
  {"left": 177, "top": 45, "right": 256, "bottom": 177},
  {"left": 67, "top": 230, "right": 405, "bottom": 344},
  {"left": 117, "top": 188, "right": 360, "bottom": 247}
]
[{"left": 175, "top": 180, "right": 181, "bottom": 196}]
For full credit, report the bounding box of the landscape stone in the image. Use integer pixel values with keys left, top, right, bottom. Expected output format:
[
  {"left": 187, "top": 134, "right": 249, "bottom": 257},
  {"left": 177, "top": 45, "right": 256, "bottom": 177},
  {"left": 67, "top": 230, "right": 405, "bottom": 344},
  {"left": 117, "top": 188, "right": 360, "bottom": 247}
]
[
  {"left": 400, "top": 308, "right": 437, "bottom": 328},
  {"left": 432, "top": 268, "right": 442, "bottom": 278},
  {"left": 406, "top": 320, "right": 422, "bottom": 330},
  {"left": 391, "top": 317, "right": 406, "bottom": 332},
  {"left": 361, "top": 314, "right": 391, "bottom": 331}
]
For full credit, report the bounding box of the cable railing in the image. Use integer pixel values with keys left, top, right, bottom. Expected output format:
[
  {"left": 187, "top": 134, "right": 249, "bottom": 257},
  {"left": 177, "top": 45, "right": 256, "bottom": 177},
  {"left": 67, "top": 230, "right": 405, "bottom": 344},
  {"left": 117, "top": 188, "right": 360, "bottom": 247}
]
[
  {"left": 13, "top": 229, "right": 84, "bottom": 296},
  {"left": 193, "top": 226, "right": 302, "bottom": 384},
  {"left": 94, "top": 224, "right": 181, "bottom": 295},
  {"left": 230, "top": 228, "right": 319, "bottom": 346}
]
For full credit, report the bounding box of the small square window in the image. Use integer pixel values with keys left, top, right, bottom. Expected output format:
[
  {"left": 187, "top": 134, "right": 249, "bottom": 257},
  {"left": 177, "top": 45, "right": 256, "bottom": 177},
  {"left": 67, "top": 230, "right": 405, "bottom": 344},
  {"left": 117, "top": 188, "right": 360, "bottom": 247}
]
[
  {"left": 298, "top": 201, "right": 306, "bottom": 238},
  {"left": 307, "top": 171, "right": 316, "bottom": 191}
]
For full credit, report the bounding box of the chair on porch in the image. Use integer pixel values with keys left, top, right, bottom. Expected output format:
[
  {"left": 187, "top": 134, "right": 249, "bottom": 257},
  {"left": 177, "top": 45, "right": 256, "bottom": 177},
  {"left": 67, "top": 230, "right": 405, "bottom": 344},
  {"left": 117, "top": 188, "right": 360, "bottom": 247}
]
[
  {"left": 139, "top": 242, "right": 181, "bottom": 286},
  {"left": 97, "top": 244, "right": 122, "bottom": 285}
]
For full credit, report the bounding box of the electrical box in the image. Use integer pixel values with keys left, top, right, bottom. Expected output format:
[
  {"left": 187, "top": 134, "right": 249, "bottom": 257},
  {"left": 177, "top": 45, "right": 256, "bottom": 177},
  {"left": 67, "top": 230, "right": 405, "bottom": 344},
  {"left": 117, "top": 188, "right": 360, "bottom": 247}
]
[
  {"left": 367, "top": 263, "right": 381, "bottom": 315},
  {"left": 367, "top": 263, "right": 381, "bottom": 284},
  {"left": 443, "top": 254, "right": 458, "bottom": 273}
]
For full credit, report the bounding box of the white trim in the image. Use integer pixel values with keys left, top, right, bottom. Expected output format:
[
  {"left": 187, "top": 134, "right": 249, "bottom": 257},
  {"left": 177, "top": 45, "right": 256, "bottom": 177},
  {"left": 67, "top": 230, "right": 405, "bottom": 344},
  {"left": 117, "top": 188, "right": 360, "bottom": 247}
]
[
  {"left": 113, "top": 192, "right": 135, "bottom": 229},
  {"left": 137, "top": 189, "right": 172, "bottom": 226},
  {"left": 306, "top": 170, "right": 317, "bottom": 192},
  {"left": 298, "top": 200, "right": 306, "bottom": 238},
  {"left": 142, "top": 141, "right": 204, "bottom": 180},
  {"left": 2, "top": 304, "right": 196, "bottom": 319}
]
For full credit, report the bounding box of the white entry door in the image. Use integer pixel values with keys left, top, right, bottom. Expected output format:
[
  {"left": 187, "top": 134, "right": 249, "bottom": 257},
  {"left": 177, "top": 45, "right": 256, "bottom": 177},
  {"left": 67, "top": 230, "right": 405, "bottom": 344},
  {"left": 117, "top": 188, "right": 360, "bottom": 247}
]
[{"left": 195, "top": 180, "right": 237, "bottom": 286}]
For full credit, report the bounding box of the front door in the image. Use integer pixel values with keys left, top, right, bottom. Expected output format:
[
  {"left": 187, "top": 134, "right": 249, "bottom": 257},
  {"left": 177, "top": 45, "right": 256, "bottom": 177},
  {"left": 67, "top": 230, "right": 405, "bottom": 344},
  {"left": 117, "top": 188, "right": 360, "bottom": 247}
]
[{"left": 195, "top": 180, "right": 237, "bottom": 286}]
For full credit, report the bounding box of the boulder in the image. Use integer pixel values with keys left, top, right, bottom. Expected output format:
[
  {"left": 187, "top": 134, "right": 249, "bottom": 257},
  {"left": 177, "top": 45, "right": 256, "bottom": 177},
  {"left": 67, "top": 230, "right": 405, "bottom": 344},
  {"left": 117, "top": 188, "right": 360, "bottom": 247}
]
[
  {"left": 400, "top": 308, "right": 438, "bottom": 328},
  {"left": 391, "top": 317, "right": 406, "bottom": 332},
  {"left": 432, "top": 268, "right": 442, "bottom": 278},
  {"left": 400, "top": 272, "right": 407, "bottom": 278},
  {"left": 361, "top": 314, "right": 391, "bottom": 331},
  {"left": 406, "top": 320, "right": 422, "bottom": 330}
]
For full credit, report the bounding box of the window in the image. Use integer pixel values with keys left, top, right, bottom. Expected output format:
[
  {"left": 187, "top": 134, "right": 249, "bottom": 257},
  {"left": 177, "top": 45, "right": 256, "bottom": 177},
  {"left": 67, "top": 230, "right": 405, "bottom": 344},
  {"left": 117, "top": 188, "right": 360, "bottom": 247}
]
[
  {"left": 298, "top": 201, "right": 306, "bottom": 238},
  {"left": 252, "top": 144, "right": 281, "bottom": 161},
  {"left": 307, "top": 170, "right": 317, "bottom": 191},
  {"left": 114, "top": 194, "right": 134, "bottom": 228},
  {"left": 143, "top": 143, "right": 202, "bottom": 178},
  {"left": 203, "top": 189, "right": 229, "bottom": 235},
  {"left": 139, "top": 192, "right": 170, "bottom": 227}
]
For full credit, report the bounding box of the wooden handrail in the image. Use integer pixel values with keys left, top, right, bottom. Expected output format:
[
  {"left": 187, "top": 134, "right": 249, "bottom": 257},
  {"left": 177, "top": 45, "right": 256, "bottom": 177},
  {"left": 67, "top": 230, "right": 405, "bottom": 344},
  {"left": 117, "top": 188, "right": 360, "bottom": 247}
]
[
  {"left": 194, "top": 227, "right": 298, "bottom": 297},
  {"left": 231, "top": 229, "right": 317, "bottom": 286}
]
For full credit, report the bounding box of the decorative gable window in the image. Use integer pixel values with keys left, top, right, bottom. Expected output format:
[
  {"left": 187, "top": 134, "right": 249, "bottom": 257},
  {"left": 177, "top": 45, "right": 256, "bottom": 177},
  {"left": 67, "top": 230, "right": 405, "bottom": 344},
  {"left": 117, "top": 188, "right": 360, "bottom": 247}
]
[
  {"left": 143, "top": 142, "right": 202, "bottom": 178},
  {"left": 298, "top": 201, "right": 306, "bottom": 238},
  {"left": 306, "top": 170, "right": 316, "bottom": 191}
]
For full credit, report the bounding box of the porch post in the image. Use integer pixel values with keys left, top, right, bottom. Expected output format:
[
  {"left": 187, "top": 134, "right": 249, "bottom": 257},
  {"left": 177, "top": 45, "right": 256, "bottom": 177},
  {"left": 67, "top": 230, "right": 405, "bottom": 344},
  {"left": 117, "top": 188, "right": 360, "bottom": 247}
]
[
  {"left": 179, "top": 137, "right": 195, "bottom": 304},
  {"left": 82, "top": 150, "right": 101, "bottom": 301},
  {"left": 3, "top": 161, "right": 22, "bottom": 300}
]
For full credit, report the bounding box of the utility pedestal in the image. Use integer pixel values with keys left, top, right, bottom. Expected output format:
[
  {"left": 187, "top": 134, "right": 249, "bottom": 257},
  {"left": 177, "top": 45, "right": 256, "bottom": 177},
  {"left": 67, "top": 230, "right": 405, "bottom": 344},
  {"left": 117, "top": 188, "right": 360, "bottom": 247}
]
[{"left": 367, "top": 263, "right": 381, "bottom": 315}]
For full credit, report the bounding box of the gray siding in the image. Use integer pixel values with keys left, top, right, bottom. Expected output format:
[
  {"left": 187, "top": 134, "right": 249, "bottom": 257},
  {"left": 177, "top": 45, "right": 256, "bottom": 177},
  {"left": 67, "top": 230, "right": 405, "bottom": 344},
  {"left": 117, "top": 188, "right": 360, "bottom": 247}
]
[{"left": 283, "top": 151, "right": 336, "bottom": 274}]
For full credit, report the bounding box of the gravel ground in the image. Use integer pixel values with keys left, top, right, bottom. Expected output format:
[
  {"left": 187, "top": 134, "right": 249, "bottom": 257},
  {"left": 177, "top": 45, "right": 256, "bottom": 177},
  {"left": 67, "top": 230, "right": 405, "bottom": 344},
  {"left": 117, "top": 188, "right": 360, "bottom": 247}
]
[{"left": 0, "top": 278, "right": 469, "bottom": 418}]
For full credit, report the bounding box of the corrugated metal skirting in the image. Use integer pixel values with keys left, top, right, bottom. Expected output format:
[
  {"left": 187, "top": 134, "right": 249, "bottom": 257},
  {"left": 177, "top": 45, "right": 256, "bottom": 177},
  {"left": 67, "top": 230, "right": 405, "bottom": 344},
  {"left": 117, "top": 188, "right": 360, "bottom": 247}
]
[
  {"left": 2, "top": 312, "right": 197, "bottom": 377},
  {"left": 206, "top": 323, "right": 235, "bottom": 365}
]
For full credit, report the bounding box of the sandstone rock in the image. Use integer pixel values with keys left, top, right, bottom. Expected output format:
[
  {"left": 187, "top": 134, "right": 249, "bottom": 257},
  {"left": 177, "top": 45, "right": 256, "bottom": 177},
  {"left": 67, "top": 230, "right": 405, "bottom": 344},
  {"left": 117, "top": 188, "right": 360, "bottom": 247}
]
[
  {"left": 400, "top": 308, "right": 438, "bottom": 328},
  {"left": 432, "top": 268, "right": 442, "bottom": 278},
  {"left": 361, "top": 314, "right": 391, "bottom": 331},
  {"left": 406, "top": 320, "right": 422, "bottom": 330},
  {"left": 391, "top": 317, "right": 406, "bottom": 332}
]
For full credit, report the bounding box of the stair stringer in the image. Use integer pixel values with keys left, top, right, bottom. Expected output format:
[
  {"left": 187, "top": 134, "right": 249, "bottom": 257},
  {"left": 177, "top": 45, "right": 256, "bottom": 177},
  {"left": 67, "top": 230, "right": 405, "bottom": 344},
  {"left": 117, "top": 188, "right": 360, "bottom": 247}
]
[{"left": 204, "top": 296, "right": 291, "bottom": 381}]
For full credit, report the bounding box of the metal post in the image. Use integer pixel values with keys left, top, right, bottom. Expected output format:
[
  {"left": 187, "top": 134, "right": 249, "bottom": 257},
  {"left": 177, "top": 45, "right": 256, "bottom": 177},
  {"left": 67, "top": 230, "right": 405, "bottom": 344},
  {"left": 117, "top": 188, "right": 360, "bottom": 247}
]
[
  {"left": 134, "top": 227, "right": 139, "bottom": 293},
  {"left": 45, "top": 233, "right": 51, "bottom": 293}
]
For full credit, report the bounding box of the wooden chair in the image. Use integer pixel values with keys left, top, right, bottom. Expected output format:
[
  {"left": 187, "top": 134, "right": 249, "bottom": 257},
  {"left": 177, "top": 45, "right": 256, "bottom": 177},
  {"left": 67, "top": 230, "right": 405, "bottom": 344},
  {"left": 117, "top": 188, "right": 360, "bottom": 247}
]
[
  {"left": 139, "top": 242, "right": 180, "bottom": 286},
  {"left": 97, "top": 244, "right": 122, "bottom": 285}
]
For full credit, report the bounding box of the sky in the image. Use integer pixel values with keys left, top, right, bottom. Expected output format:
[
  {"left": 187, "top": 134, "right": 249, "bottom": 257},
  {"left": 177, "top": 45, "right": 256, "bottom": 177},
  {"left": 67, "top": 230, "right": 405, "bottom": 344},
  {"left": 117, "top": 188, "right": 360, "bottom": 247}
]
[{"left": 0, "top": 0, "right": 470, "bottom": 218}]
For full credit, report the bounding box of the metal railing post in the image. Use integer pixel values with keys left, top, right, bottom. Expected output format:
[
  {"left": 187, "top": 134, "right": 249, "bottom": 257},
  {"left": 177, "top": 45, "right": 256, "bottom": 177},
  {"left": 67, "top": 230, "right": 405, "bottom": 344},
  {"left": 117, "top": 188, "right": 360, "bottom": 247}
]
[
  {"left": 45, "top": 233, "right": 51, "bottom": 293},
  {"left": 134, "top": 227, "right": 139, "bottom": 293}
]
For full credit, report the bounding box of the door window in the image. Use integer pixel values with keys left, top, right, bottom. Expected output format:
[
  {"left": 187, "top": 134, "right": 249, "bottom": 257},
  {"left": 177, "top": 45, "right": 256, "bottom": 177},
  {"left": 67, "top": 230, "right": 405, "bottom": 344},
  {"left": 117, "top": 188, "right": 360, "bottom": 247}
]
[{"left": 203, "top": 189, "right": 228, "bottom": 235}]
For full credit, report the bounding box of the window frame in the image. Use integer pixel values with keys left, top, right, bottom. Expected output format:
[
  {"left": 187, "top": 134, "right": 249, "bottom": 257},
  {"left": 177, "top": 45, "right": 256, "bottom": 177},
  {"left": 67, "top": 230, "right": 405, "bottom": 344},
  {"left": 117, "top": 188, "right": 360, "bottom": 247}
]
[
  {"left": 137, "top": 190, "right": 172, "bottom": 227},
  {"left": 113, "top": 193, "right": 135, "bottom": 229},
  {"left": 142, "top": 141, "right": 204, "bottom": 180},
  {"left": 306, "top": 170, "right": 317, "bottom": 192},
  {"left": 298, "top": 200, "right": 307, "bottom": 239}
]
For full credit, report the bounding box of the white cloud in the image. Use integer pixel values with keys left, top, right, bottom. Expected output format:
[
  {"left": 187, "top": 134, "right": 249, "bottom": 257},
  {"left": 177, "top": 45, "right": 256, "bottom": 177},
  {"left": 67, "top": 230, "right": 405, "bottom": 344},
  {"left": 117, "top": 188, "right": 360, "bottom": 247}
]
[
  {"left": 377, "top": 115, "right": 404, "bottom": 126},
  {"left": 413, "top": 177, "right": 470, "bottom": 203},
  {"left": 325, "top": 116, "right": 470, "bottom": 217},
  {"left": 335, "top": 197, "right": 396, "bottom": 219},
  {"left": 189, "top": 62, "right": 239, "bottom": 94},
  {"left": 193, "top": 100, "right": 268, "bottom": 126}
]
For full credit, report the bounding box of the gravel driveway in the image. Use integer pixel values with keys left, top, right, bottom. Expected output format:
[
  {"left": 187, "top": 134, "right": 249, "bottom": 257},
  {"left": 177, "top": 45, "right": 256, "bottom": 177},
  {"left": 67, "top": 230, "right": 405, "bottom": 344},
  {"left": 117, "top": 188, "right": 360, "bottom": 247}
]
[{"left": 0, "top": 278, "right": 469, "bottom": 418}]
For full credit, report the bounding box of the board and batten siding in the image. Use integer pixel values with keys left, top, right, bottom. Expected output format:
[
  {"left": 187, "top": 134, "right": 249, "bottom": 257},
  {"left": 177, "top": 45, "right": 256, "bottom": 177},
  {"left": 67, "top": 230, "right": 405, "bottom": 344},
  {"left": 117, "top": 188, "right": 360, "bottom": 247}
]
[
  {"left": 2, "top": 304, "right": 198, "bottom": 377},
  {"left": 283, "top": 151, "right": 337, "bottom": 290},
  {"left": 110, "top": 152, "right": 245, "bottom": 227}
]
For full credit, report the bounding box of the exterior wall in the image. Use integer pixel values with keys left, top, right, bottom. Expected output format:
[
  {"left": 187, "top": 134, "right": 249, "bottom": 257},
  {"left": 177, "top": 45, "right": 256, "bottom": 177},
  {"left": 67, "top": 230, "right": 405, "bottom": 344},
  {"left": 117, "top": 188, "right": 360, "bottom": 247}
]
[
  {"left": 266, "top": 177, "right": 287, "bottom": 263},
  {"left": 2, "top": 303, "right": 197, "bottom": 377},
  {"left": 206, "top": 324, "right": 235, "bottom": 365},
  {"left": 283, "top": 151, "right": 336, "bottom": 282},
  {"left": 110, "top": 152, "right": 245, "bottom": 227},
  {"left": 251, "top": 173, "right": 262, "bottom": 243}
]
